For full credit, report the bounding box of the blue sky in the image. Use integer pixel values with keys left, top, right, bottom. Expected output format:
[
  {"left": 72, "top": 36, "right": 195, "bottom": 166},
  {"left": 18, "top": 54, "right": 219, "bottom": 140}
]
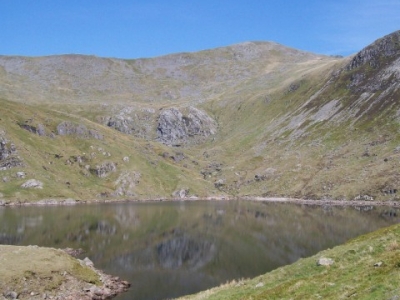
[{"left": 1, "top": 1, "right": 399, "bottom": 59}]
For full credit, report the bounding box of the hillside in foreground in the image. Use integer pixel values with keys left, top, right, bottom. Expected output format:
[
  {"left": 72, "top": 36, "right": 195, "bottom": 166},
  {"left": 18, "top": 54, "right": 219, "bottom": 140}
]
[
  {"left": 0, "top": 30, "right": 400, "bottom": 203},
  {"left": 178, "top": 223, "right": 400, "bottom": 299}
]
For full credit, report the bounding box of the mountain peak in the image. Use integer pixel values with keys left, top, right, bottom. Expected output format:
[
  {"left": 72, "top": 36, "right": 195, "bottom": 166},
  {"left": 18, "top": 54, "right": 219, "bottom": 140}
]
[{"left": 346, "top": 30, "right": 400, "bottom": 70}]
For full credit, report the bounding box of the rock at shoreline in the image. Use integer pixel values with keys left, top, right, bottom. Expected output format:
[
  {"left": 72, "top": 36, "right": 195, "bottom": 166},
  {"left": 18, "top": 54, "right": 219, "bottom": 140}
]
[
  {"left": 172, "top": 188, "right": 189, "bottom": 199},
  {"left": 0, "top": 245, "right": 129, "bottom": 300},
  {"left": 317, "top": 257, "right": 334, "bottom": 266}
]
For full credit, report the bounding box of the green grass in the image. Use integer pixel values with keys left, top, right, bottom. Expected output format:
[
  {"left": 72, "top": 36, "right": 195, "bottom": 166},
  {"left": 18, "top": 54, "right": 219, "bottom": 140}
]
[
  {"left": 0, "top": 245, "right": 100, "bottom": 297},
  {"left": 178, "top": 223, "right": 400, "bottom": 300}
]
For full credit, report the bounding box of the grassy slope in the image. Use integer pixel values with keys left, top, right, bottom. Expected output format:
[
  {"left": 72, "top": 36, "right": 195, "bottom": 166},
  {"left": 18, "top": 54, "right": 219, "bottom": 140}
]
[
  {"left": 178, "top": 223, "right": 400, "bottom": 300},
  {"left": 0, "top": 245, "right": 99, "bottom": 297},
  {"left": 0, "top": 98, "right": 215, "bottom": 202}
]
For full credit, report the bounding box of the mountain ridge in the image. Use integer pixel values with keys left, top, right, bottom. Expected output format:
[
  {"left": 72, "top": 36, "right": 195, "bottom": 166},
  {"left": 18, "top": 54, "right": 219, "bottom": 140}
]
[{"left": 0, "top": 30, "right": 399, "bottom": 203}]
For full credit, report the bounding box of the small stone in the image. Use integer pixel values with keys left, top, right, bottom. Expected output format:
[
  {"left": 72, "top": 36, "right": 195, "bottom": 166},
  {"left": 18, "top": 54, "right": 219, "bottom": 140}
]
[
  {"left": 374, "top": 261, "right": 383, "bottom": 267},
  {"left": 123, "top": 156, "right": 129, "bottom": 162},
  {"left": 255, "top": 282, "right": 264, "bottom": 288},
  {"left": 317, "top": 257, "right": 334, "bottom": 266},
  {"left": 83, "top": 257, "right": 94, "bottom": 267},
  {"left": 4, "top": 291, "right": 18, "bottom": 299},
  {"left": 16, "top": 171, "right": 26, "bottom": 178},
  {"left": 21, "top": 179, "right": 43, "bottom": 189},
  {"left": 90, "top": 286, "right": 104, "bottom": 296}
]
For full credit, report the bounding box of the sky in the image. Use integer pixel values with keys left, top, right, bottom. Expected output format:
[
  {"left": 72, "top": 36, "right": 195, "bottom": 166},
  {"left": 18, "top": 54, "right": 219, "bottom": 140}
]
[{"left": 1, "top": 0, "right": 399, "bottom": 59}]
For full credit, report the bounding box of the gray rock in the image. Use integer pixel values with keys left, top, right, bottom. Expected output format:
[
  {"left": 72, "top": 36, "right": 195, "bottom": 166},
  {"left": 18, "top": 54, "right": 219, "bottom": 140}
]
[
  {"left": 37, "top": 123, "right": 46, "bottom": 136},
  {"left": 0, "top": 139, "right": 23, "bottom": 170},
  {"left": 214, "top": 179, "right": 226, "bottom": 188},
  {"left": 83, "top": 257, "right": 94, "bottom": 267},
  {"left": 19, "top": 123, "right": 46, "bottom": 136},
  {"left": 16, "top": 171, "right": 26, "bottom": 178},
  {"left": 3, "top": 291, "right": 18, "bottom": 299},
  {"left": 317, "top": 257, "right": 334, "bottom": 266},
  {"left": 346, "top": 31, "right": 400, "bottom": 71},
  {"left": 56, "top": 121, "right": 103, "bottom": 140},
  {"left": 157, "top": 107, "right": 217, "bottom": 146},
  {"left": 91, "top": 162, "right": 117, "bottom": 178},
  {"left": 354, "top": 195, "right": 374, "bottom": 201},
  {"left": 21, "top": 179, "right": 43, "bottom": 189},
  {"left": 255, "top": 282, "right": 264, "bottom": 288},
  {"left": 374, "top": 261, "right": 383, "bottom": 267},
  {"left": 0, "top": 156, "right": 23, "bottom": 170},
  {"left": 36, "top": 199, "right": 59, "bottom": 205},
  {"left": 63, "top": 198, "right": 77, "bottom": 205},
  {"left": 113, "top": 171, "right": 141, "bottom": 197},
  {"left": 172, "top": 188, "right": 189, "bottom": 199}
]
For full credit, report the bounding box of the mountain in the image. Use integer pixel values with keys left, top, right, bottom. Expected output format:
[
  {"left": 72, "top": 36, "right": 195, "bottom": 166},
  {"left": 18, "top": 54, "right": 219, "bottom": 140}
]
[{"left": 0, "top": 30, "right": 399, "bottom": 203}]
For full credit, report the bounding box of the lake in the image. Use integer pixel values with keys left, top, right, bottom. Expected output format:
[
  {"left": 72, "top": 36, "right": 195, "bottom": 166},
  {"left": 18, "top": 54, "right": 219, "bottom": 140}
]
[{"left": 0, "top": 200, "right": 399, "bottom": 299}]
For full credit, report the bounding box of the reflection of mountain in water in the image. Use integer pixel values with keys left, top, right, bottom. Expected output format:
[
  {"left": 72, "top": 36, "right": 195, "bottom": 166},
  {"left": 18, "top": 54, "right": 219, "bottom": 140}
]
[
  {"left": 157, "top": 230, "right": 215, "bottom": 270},
  {"left": 1, "top": 201, "right": 400, "bottom": 300},
  {"left": 0, "top": 233, "right": 21, "bottom": 244},
  {"left": 111, "top": 230, "right": 215, "bottom": 272}
]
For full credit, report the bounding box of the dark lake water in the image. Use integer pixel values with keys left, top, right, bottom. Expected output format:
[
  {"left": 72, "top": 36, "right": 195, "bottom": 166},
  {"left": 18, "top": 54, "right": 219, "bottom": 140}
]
[{"left": 1, "top": 200, "right": 399, "bottom": 300}]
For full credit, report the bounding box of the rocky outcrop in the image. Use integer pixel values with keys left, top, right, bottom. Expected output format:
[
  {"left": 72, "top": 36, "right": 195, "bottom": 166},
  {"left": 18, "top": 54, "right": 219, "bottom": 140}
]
[
  {"left": 21, "top": 179, "right": 43, "bottom": 189},
  {"left": 57, "top": 121, "right": 103, "bottom": 140},
  {"left": 157, "top": 107, "right": 217, "bottom": 146},
  {"left": 105, "top": 107, "right": 155, "bottom": 139},
  {"left": 90, "top": 162, "right": 117, "bottom": 178},
  {"left": 346, "top": 30, "right": 400, "bottom": 71},
  {"left": 0, "top": 132, "right": 23, "bottom": 170},
  {"left": 316, "top": 257, "right": 334, "bottom": 266},
  {"left": 172, "top": 188, "right": 189, "bottom": 199},
  {"left": 113, "top": 171, "right": 141, "bottom": 197},
  {"left": 19, "top": 123, "right": 47, "bottom": 136},
  {"left": 345, "top": 31, "right": 400, "bottom": 93}
]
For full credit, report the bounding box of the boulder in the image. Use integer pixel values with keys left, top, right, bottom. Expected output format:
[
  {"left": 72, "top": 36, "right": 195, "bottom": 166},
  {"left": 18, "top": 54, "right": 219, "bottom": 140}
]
[
  {"left": 16, "top": 172, "right": 26, "bottom": 178},
  {"left": 56, "top": 121, "right": 103, "bottom": 140},
  {"left": 19, "top": 123, "right": 46, "bottom": 136},
  {"left": 0, "top": 138, "right": 19, "bottom": 163},
  {"left": 316, "top": 257, "right": 334, "bottom": 266},
  {"left": 157, "top": 107, "right": 217, "bottom": 146},
  {"left": 172, "top": 188, "right": 189, "bottom": 199},
  {"left": 91, "top": 162, "right": 117, "bottom": 178},
  {"left": 21, "top": 179, "right": 43, "bottom": 189},
  {"left": 113, "top": 171, "right": 141, "bottom": 196}
]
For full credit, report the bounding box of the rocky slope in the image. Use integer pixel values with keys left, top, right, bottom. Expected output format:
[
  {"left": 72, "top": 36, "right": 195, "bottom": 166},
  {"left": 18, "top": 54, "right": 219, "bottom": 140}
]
[{"left": 0, "top": 30, "right": 399, "bottom": 202}]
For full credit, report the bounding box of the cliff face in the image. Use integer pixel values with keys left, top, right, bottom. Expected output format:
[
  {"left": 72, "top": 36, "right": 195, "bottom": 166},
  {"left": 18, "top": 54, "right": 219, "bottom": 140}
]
[{"left": 156, "top": 107, "right": 217, "bottom": 146}]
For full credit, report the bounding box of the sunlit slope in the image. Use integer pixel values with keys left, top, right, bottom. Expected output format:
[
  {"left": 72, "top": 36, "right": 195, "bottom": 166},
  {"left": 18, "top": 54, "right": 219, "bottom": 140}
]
[
  {"left": 199, "top": 31, "right": 400, "bottom": 201},
  {"left": 1, "top": 31, "right": 400, "bottom": 201},
  {"left": 0, "top": 99, "right": 214, "bottom": 202},
  {"left": 178, "top": 223, "right": 400, "bottom": 300}
]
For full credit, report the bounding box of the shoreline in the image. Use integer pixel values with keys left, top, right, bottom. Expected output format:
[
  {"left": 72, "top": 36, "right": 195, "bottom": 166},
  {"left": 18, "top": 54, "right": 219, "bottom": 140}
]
[{"left": 1, "top": 196, "right": 399, "bottom": 207}]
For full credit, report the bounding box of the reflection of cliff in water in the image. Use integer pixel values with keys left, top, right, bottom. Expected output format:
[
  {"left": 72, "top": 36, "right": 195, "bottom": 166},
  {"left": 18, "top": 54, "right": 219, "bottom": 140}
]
[
  {"left": 112, "top": 229, "right": 215, "bottom": 273},
  {"left": 157, "top": 230, "right": 215, "bottom": 270},
  {"left": 0, "top": 201, "right": 400, "bottom": 300}
]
